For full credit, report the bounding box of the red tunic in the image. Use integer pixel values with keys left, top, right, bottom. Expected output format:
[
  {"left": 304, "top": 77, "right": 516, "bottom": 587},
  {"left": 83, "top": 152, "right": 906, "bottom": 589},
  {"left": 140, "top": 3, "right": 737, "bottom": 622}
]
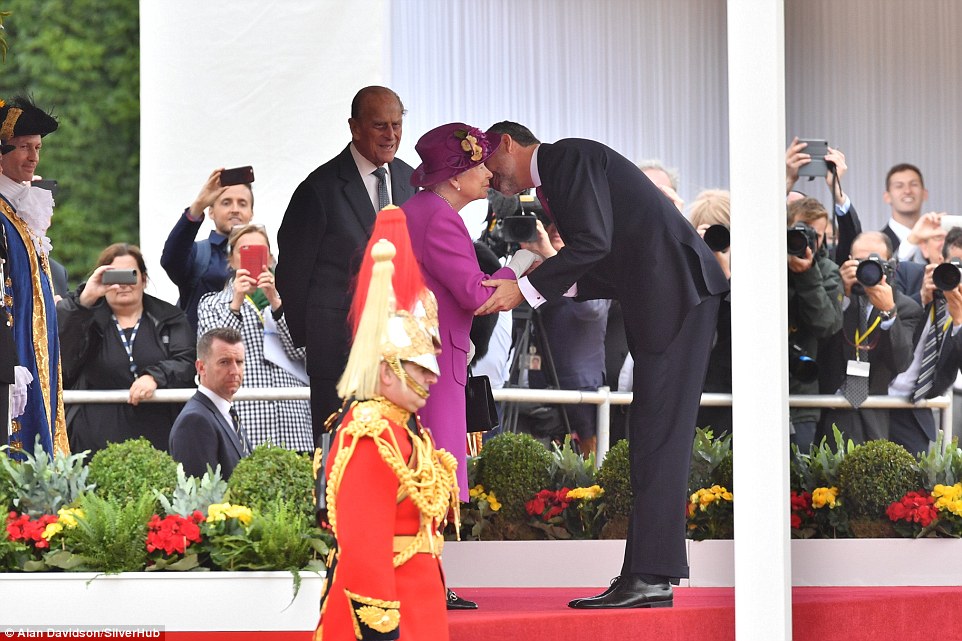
[{"left": 315, "top": 399, "right": 456, "bottom": 641}]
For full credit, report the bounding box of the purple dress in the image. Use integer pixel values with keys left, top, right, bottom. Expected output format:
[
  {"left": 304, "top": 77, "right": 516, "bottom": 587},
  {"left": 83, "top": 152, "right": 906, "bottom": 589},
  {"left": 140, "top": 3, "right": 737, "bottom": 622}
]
[{"left": 403, "top": 191, "right": 515, "bottom": 499}]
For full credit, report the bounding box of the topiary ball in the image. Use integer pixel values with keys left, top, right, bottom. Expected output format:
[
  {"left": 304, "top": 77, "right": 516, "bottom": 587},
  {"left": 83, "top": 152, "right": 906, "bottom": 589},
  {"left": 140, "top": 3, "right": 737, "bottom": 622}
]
[
  {"left": 88, "top": 438, "right": 177, "bottom": 505},
  {"left": 227, "top": 445, "right": 314, "bottom": 518},
  {"left": 838, "top": 440, "right": 920, "bottom": 519},
  {"left": 597, "top": 439, "right": 633, "bottom": 518},
  {"left": 476, "top": 432, "right": 552, "bottom": 521}
]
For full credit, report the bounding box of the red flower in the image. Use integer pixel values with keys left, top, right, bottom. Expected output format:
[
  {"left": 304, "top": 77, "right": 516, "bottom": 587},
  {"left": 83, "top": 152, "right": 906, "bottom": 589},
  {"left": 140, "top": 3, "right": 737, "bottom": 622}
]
[
  {"left": 146, "top": 513, "right": 204, "bottom": 556},
  {"left": 5, "top": 513, "right": 58, "bottom": 549},
  {"left": 886, "top": 491, "right": 937, "bottom": 528}
]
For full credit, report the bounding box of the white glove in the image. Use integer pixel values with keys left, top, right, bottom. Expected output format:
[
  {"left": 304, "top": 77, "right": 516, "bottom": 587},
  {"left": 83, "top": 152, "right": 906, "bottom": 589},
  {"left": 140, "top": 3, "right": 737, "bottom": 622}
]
[
  {"left": 12, "top": 366, "right": 33, "bottom": 418},
  {"left": 505, "top": 249, "right": 541, "bottom": 278}
]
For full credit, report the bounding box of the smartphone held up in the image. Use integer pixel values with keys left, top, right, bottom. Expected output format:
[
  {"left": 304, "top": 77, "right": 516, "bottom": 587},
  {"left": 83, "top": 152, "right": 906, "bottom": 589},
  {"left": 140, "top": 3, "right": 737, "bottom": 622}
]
[
  {"left": 238, "top": 244, "right": 268, "bottom": 277},
  {"left": 220, "top": 166, "right": 255, "bottom": 186}
]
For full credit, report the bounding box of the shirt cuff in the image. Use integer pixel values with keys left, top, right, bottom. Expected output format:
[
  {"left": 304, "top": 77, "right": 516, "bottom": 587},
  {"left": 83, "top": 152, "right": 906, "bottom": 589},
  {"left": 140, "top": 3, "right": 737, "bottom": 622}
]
[
  {"left": 834, "top": 195, "right": 851, "bottom": 215},
  {"left": 518, "top": 277, "right": 579, "bottom": 308}
]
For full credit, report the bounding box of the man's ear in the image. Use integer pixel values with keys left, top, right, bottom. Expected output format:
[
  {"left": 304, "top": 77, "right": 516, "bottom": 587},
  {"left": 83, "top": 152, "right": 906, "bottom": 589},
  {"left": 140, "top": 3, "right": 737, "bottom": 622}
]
[{"left": 883, "top": 190, "right": 892, "bottom": 206}]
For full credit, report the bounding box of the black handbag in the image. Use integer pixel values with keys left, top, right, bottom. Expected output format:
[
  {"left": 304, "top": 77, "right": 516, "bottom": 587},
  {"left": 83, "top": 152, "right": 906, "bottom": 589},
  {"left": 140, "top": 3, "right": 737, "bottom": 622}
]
[{"left": 465, "top": 374, "right": 499, "bottom": 432}]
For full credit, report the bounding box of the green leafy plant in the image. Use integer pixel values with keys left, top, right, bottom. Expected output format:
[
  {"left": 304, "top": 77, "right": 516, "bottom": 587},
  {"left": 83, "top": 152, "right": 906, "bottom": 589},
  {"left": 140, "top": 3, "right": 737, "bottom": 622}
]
[
  {"left": 56, "top": 492, "right": 154, "bottom": 573},
  {"left": 156, "top": 464, "right": 228, "bottom": 517},
  {"left": 87, "top": 438, "right": 177, "bottom": 506},
  {"left": 791, "top": 425, "right": 854, "bottom": 493},
  {"left": 227, "top": 446, "right": 315, "bottom": 519},
  {"left": 0, "top": 438, "right": 92, "bottom": 516},
  {"left": 549, "top": 436, "right": 596, "bottom": 490},
  {"left": 205, "top": 499, "right": 327, "bottom": 597},
  {"left": 476, "top": 432, "right": 552, "bottom": 521},
  {"left": 597, "top": 439, "right": 632, "bottom": 519},
  {"left": 917, "top": 433, "right": 962, "bottom": 490},
  {"left": 838, "top": 440, "right": 920, "bottom": 520},
  {"left": 689, "top": 428, "right": 733, "bottom": 494}
]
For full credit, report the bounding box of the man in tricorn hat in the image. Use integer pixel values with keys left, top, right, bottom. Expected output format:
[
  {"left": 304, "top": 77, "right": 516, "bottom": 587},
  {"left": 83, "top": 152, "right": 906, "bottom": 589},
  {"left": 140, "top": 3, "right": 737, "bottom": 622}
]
[{"left": 0, "top": 95, "right": 68, "bottom": 457}]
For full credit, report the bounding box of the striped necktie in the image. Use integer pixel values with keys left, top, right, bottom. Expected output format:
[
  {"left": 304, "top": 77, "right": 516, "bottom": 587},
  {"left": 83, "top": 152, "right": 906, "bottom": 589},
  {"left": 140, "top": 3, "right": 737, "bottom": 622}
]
[{"left": 913, "top": 300, "right": 947, "bottom": 403}]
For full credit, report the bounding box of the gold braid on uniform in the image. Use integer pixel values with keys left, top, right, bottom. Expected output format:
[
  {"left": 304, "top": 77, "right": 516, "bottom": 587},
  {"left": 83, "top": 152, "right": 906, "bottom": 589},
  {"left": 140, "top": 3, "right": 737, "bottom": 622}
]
[{"left": 326, "top": 398, "right": 460, "bottom": 569}]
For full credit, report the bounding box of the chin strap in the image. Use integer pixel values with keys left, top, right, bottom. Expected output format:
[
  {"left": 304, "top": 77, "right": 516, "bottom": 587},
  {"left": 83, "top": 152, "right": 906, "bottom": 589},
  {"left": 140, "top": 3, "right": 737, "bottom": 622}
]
[{"left": 385, "top": 356, "right": 430, "bottom": 400}]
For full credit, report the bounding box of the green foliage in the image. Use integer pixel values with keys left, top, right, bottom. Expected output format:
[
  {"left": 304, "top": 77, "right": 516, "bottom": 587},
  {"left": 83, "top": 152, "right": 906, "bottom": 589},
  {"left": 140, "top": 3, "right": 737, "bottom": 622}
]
[
  {"left": 2, "top": 0, "right": 140, "bottom": 281},
  {"left": 0, "top": 438, "right": 92, "bottom": 516},
  {"left": 689, "top": 428, "right": 733, "bottom": 493},
  {"left": 838, "top": 440, "right": 920, "bottom": 519},
  {"left": 156, "top": 464, "right": 229, "bottom": 517},
  {"left": 88, "top": 438, "right": 177, "bottom": 506},
  {"left": 549, "top": 436, "right": 595, "bottom": 490},
  {"left": 597, "top": 439, "right": 632, "bottom": 519},
  {"left": 61, "top": 492, "right": 154, "bottom": 573},
  {"left": 916, "top": 433, "right": 962, "bottom": 490},
  {"left": 476, "top": 432, "right": 553, "bottom": 521},
  {"left": 227, "top": 445, "right": 315, "bottom": 519},
  {"left": 791, "top": 425, "right": 855, "bottom": 492}
]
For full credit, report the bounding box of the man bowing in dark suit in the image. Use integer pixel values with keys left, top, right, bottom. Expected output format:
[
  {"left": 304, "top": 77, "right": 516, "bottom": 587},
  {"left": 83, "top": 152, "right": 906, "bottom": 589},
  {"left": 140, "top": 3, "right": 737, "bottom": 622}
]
[
  {"left": 169, "top": 328, "right": 251, "bottom": 479},
  {"left": 276, "top": 86, "right": 417, "bottom": 445},
  {"left": 478, "top": 122, "right": 729, "bottom": 609}
]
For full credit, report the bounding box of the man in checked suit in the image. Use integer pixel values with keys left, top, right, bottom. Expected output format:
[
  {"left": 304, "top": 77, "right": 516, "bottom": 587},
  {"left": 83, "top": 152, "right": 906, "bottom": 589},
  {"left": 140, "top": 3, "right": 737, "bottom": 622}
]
[
  {"left": 276, "top": 87, "right": 416, "bottom": 445},
  {"left": 478, "top": 122, "right": 729, "bottom": 609},
  {"left": 169, "top": 328, "right": 251, "bottom": 479}
]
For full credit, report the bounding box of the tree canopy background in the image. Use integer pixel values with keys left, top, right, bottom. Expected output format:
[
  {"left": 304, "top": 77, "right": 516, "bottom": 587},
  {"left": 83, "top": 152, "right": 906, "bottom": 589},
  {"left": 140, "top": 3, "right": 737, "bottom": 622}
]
[{"left": 2, "top": 1, "right": 139, "bottom": 286}]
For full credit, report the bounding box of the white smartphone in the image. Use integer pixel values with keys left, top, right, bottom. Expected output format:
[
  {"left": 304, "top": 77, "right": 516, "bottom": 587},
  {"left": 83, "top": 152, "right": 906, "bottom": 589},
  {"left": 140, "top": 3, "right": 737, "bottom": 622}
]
[{"left": 940, "top": 214, "right": 962, "bottom": 231}]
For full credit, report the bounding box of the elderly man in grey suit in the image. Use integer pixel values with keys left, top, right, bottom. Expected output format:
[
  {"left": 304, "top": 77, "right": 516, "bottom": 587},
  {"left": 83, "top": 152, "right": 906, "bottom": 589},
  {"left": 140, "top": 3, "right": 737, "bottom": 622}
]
[
  {"left": 276, "top": 86, "right": 417, "bottom": 445},
  {"left": 169, "top": 328, "right": 251, "bottom": 479}
]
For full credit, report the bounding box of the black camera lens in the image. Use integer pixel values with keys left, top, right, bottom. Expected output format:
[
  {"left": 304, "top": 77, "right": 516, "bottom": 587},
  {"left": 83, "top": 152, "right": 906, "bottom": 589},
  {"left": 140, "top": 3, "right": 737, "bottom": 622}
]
[
  {"left": 787, "top": 222, "right": 817, "bottom": 257},
  {"left": 855, "top": 260, "right": 884, "bottom": 287},
  {"left": 703, "top": 224, "right": 730, "bottom": 252},
  {"left": 933, "top": 259, "right": 962, "bottom": 291},
  {"left": 501, "top": 215, "right": 539, "bottom": 243}
]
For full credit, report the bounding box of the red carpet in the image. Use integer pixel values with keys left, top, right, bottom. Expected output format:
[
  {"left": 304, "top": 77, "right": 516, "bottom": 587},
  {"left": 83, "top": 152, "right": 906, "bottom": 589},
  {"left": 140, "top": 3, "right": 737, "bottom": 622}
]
[{"left": 448, "top": 586, "right": 962, "bottom": 641}]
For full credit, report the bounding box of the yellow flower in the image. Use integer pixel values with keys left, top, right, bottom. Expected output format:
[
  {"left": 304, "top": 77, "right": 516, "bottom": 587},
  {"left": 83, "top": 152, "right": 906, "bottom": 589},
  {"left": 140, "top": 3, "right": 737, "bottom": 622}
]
[
  {"left": 488, "top": 496, "right": 502, "bottom": 512},
  {"left": 469, "top": 485, "right": 484, "bottom": 499},
  {"left": 57, "top": 507, "right": 85, "bottom": 528},
  {"left": 207, "top": 502, "right": 253, "bottom": 525},
  {"left": 812, "top": 486, "right": 839, "bottom": 509},
  {"left": 567, "top": 485, "right": 605, "bottom": 501},
  {"left": 41, "top": 522, "right": 64, "bottom": 541},
  {"left": 460, "top": 139, "right": 473, "bottom": 153}
]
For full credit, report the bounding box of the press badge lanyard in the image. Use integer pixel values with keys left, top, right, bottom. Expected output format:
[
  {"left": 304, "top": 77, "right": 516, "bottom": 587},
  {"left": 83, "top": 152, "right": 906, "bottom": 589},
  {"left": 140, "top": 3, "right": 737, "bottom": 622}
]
[
  {"left": 852, "top": 315, "right": 881, "bottom": 362},
  {"left": 112, "top": 314, "right": 142, "bottom": 377}
]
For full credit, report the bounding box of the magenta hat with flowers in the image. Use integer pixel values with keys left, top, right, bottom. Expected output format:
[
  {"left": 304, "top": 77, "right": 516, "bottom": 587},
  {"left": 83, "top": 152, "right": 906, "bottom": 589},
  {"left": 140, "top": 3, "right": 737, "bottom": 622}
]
[{"left": 410, "top": 122, "right": 500, "bottom": 188}]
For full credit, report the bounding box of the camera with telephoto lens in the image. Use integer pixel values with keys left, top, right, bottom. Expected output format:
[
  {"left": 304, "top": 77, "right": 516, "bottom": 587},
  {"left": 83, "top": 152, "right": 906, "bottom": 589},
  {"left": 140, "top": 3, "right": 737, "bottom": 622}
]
[
  {"left": 851, "top": 252, "right": 896, "bottom": 296},
  {"left": 933, "top": 257, "right": 962, "bottom": 294},
  {"left": 788, "top": 341, "right": 817, "bottom": 383},
  {"left": 787, "top": 222, "right": 818, "bottom": 257},
  {"left": 501, "top": 194, "right": 545, "bottom": 244},
  {"left": 703, "top": 224, "right": 730, "bottom": 252}
]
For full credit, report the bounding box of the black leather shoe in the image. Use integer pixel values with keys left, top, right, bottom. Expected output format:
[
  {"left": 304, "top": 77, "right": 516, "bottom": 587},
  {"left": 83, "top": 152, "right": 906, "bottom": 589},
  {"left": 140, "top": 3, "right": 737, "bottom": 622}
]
[
  {"left": 446, "top": 588, "right": 478, "bottom": 610},
  {"left": 567, "top": 575, "right": 624, "bottom": 608},
  {"left": 567, "top": 574, "right": 672, "bottom": 609}
]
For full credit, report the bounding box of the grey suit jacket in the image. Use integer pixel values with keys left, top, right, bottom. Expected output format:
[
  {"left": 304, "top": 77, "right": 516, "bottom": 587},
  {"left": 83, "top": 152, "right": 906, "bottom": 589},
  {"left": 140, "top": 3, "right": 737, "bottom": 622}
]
[{"left": 169, "top": 391, "right": 249, "bottom": 479}]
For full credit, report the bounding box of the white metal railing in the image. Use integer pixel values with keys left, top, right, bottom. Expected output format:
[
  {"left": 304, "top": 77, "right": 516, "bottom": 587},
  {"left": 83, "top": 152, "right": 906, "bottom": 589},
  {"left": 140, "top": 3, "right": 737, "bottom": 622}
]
[{"left": 62, "top": 387, "right": 953, "bottom": 465}]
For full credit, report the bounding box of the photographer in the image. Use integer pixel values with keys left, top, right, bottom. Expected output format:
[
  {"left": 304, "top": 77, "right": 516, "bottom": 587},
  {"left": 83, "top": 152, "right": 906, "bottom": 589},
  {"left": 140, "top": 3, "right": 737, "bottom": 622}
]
[
  {"left": 817, "top": 232, "right": 922, "bottom": 445},
  {"left": 786, "top": 198, "right": 844, "bottom": 450},
  {"left": 887, "top": 229, "right": 962, "bottom": 454}
]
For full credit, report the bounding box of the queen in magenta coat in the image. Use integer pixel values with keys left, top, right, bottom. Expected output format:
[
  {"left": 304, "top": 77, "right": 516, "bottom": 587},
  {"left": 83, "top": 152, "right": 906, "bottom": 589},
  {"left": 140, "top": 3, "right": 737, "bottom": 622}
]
[{"left": 403, "top": 123, "right": 519, "bottom": 499}]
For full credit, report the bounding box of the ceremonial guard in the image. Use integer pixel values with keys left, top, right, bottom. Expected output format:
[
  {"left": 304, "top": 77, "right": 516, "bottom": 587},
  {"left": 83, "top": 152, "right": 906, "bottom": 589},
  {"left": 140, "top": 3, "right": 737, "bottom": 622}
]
[
  {"left": 315, "top": 207, "right": 459, "bottom": 641},
  {"left": 0, "top": 96, "right": 67, "bottom": 456}
]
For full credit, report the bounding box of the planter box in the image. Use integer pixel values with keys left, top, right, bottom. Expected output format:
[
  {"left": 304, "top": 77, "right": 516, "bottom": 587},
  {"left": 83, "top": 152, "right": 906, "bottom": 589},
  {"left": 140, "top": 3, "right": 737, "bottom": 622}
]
[
  {"left": 0, "top": 571, "right": 324, "bottom": 631},
  {"left": 443, "top": 539, "right": 962, "bottom": 588}
]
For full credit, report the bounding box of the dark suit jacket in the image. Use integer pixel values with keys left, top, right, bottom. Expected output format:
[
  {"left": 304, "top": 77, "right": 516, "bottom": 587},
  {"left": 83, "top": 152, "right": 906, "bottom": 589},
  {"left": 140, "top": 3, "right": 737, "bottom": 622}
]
[
  {"left": 276, "top": 145, "right": 416, "bottom": 381},
  {"left": 169, "top": 391, "right": 248, "bottom": 479},
  {"left": 530, "top": 140, "right": 728, "bottom": 354}
]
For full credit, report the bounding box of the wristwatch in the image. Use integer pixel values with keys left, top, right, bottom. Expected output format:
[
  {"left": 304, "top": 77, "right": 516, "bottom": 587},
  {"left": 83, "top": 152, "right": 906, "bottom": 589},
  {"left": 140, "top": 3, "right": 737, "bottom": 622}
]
[{"left": 878, "top": 307, "right": 897, "bottom": 321}]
